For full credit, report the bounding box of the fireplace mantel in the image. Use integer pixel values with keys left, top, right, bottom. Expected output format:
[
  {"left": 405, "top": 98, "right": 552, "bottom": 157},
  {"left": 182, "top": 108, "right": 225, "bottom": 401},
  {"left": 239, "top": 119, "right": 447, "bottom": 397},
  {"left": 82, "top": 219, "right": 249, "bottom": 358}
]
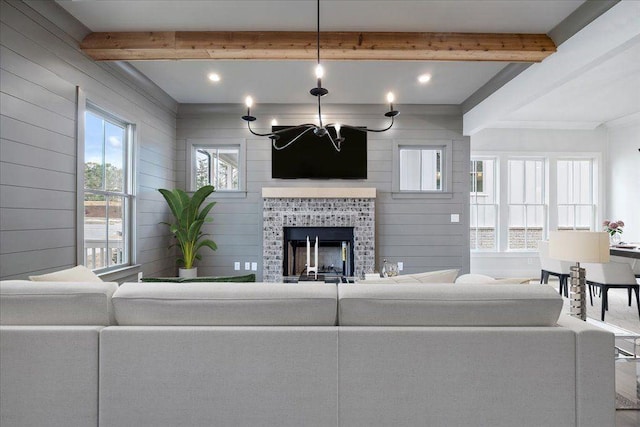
[{"left": 262, "top": 187, "right": 376, "bottom": 199}]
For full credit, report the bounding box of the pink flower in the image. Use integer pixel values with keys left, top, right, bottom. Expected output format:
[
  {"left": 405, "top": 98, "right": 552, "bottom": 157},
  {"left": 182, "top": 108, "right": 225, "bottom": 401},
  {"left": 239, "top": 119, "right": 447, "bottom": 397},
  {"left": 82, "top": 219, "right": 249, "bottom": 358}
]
[
  {"left": 610, "top": 222, "right": 619, "bottom": 229},
  {"left": 617, "top": 220, "right": 625, "bottom": 227},
  {"left": 603, "top": 220, "right": 610, "bottom": 226}
]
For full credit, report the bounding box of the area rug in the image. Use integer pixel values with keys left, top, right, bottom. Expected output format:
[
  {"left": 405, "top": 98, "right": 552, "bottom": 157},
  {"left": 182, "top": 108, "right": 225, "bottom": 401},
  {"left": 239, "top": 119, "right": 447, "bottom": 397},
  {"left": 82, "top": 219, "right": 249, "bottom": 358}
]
[{"left": 616, "top": 393, "right": 640, "bottom": 410}]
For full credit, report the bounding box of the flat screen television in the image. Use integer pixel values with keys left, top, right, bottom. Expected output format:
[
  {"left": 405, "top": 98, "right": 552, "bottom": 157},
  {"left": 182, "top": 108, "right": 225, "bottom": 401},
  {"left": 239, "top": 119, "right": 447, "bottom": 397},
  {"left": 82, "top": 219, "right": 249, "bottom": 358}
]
[{"left": 271, "top": 126, "right": 367, "bottom": 179}]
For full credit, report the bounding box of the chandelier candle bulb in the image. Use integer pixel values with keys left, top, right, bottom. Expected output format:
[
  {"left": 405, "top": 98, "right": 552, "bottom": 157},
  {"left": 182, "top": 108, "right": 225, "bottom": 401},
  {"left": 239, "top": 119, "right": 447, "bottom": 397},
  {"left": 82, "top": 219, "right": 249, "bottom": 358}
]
[
  {"left": 242, "top": 96, "right": 256, "bottom": 122},
  {"left": 315, "top": 64, "right": 324, "bottom": 88},
  {"left": 387, "top": 92, "right": 395, "bottom": 111}
]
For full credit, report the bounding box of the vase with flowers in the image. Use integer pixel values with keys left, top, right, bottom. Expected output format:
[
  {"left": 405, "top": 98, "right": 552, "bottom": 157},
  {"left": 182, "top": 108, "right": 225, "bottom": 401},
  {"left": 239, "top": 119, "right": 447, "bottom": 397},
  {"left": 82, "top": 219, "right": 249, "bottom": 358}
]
[{"left": 603, "top": 219, "right": 624, "bottom": 246}]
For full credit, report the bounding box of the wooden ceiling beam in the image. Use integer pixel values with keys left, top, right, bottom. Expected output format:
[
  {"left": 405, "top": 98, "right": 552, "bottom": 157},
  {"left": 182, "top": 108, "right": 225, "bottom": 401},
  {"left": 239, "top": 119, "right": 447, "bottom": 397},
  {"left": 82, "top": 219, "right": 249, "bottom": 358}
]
[{"left": 81, "top": 31, "right": 556, "bottom": 62}]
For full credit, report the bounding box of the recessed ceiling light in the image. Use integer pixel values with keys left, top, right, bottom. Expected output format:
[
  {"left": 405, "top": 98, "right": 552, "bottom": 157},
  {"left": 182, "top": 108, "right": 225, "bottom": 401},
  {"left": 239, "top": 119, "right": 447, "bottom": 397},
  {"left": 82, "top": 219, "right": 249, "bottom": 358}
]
[
  {"left": 208, "top": 73, "right": 221, "bottom": 82},
  {"left": 418, "top": 74, "right": 431, "bottom": 84}
]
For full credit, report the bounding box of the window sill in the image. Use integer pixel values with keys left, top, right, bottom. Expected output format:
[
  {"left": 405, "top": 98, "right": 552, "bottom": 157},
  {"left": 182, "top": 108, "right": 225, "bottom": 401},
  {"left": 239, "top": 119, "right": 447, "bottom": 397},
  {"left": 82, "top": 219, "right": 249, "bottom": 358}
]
[
  {"left": 471, "top": 252, "right": 538, "bottom": 258},
  {"left": 391, "top": 191, "right": 453, "bottom": 199},
  {"left": 189, "top": 191, "right": 247, "bottom": 199},
  {"left": 97, "top": 264, "right": 141, "bottom": 283}
]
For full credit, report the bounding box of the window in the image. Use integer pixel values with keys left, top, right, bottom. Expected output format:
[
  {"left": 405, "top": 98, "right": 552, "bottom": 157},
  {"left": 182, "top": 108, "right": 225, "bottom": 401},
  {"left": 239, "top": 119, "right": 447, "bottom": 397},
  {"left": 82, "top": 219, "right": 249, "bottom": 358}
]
[
  {"left": 188, "top": 139, "right": 246, "bottom": 193},
  {"left": 194, "top": 147, "right": 239, "bottom": 191},
  {"left": 399, "top": 147, "right": 441, "bottom": 191},
  {"left": 470, "top": 158, "right": 497, "bottom": 250},
  {"left": 507, "top": 159, "right": 545, "bottom": 250},
  {"left": 470, "top": 152, "right": 599, "bottom": 253},
  {"left": 557, "top": 159, "right": 594, "bottom": 230},
  {"left": 394, "top": 141, "right": 452, "bottom": 194},
  {"left": 83, "top": 107, "right": 134, "bottom": 271}
]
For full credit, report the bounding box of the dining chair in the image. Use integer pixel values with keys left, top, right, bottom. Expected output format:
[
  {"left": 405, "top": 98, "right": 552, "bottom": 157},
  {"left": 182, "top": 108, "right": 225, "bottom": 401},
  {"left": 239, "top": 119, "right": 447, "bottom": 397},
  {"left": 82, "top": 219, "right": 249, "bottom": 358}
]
[
  {"left": 584, "top": 261, "right": 640, "bottom": 321},
  {"left": 538, "top": 240, "right": 572, "bottom": 297}
]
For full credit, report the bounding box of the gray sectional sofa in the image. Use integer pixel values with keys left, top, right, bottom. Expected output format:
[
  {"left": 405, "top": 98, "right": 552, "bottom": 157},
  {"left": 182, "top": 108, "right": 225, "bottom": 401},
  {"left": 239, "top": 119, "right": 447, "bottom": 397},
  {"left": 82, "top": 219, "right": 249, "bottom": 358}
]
[{"left": 0, "top": 280, "right": 615, "bottom": 427}]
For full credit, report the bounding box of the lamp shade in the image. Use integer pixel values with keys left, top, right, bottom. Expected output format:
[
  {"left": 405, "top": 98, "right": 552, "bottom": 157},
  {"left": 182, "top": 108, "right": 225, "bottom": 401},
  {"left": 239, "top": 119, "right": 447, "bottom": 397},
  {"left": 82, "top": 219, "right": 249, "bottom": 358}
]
[{"left": 548, "top": 231, "right": 610, "bottom": 263}]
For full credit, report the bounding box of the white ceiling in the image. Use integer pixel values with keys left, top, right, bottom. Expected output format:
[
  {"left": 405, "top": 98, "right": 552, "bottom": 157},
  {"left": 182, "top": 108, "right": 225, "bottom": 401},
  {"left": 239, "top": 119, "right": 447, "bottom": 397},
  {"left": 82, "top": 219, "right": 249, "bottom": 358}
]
[
  {"left": 56, "top": 0, "right": 640, "bottom": 133},
  {"left": 503, "top": 40, "right": 640, "bottom": 127},
  {"left": 55, "top": 1, "right": 584, "bottom": 32},
  {"left": 130, "top": 60, "right": 506, "bottom": 105}
]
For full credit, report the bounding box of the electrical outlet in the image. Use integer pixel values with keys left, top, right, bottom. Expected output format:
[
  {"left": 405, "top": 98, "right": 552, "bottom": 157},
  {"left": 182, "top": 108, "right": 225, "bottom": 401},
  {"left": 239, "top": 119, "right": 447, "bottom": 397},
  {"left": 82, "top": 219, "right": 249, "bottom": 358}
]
[
  {"left": 397, "top": 262, "right": 404, "bottom": 271},
  {"left": 251, "top": 262, "right": 257, "bottom": 271},
  {"left": 450, "top": 214, "right": 460, "bottom": 223},
  {"left": 244, "top": 262, "right": 251, "bottom": 271},
  {"left": 234, "top": 262, "right": 240, "bottom": 271}
]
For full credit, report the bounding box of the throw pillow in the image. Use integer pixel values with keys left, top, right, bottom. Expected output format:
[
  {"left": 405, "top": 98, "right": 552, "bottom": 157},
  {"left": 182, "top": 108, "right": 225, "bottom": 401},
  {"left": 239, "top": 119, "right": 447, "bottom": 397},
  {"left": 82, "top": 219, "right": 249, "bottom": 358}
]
[
  {"left": 391, "top": 275, "right": 421, "bottom": 283},
  {"left": 29, "top": 265, "right": 103, "bottom": 283},
  {"left": 411, "top": 269, "right": 460, "bottom": 283},
  {"left": 454, "top": 274, "right": 496, "bottom": 284},
  {"left": 358, "top": 269, "right": 459, "bottom": 284},
  {"left": 455, "top": 274, "right": 533, "bottom": 284}
]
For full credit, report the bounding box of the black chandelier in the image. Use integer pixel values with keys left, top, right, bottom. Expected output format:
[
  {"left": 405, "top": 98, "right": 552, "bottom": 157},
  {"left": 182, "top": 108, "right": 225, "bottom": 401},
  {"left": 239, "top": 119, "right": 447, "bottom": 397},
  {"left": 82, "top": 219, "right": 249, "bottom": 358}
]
[{"left": 241, "top": 0, "right": 399, "bottom": 152}]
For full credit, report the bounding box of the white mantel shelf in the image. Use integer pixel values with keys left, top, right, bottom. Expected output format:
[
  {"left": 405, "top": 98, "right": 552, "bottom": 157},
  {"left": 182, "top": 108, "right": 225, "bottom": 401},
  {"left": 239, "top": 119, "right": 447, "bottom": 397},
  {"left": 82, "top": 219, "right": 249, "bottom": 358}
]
[{"left": 262, "top": 187, "right": 376, "bottom": 199}]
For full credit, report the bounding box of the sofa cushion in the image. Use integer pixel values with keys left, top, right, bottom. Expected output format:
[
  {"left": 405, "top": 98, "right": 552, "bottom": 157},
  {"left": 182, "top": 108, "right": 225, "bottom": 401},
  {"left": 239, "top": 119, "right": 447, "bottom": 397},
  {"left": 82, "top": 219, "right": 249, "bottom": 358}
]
[
  {"left": 113, "top": 282, "right": 338, "bottom": 326},
  {"left": 0, "top": 280, "right": 118, "bottom": 325},
  {"left": 29, "top": 265, "right": 103, "bottom": 282},
  {"left": 337, "top": 283, "right": 562, "bottom": 326},
  {"left": 358, "top": 269, "right": 459, "bottom": 284}
]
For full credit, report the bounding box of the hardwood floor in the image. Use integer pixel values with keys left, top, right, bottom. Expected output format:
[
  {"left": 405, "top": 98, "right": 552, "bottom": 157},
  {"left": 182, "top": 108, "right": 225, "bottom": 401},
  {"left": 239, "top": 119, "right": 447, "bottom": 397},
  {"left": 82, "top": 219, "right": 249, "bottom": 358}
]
[{"left": 555, "top": 282, "right": 640, "bottom": 426}]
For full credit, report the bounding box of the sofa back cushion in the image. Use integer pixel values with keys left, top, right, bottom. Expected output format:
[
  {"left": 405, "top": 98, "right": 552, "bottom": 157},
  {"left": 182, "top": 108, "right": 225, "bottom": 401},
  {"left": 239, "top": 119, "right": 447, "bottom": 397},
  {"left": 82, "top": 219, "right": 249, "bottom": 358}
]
[
  {"left": 337, "top": 283, "right": 562, "bottom": 326},
  {"left": 113, "top": 282, "right": 338, "bottom": 326},
  {"left": 0, "top": 280, "right": 118, "bottom": 325}
]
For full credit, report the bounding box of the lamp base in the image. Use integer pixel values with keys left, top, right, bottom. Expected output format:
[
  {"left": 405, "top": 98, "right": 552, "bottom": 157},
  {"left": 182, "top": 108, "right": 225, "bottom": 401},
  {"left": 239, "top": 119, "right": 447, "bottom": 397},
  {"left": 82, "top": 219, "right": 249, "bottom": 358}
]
[{"left": 569, "top": 264, "right": 586, "bottom": 321}]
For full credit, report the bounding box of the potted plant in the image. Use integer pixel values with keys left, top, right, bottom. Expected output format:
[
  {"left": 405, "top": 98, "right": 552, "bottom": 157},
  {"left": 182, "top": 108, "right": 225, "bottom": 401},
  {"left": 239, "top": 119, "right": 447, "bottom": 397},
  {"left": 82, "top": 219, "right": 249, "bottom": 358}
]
[{"left": 159, "top": 185, "right": 217, "bottom": 278}]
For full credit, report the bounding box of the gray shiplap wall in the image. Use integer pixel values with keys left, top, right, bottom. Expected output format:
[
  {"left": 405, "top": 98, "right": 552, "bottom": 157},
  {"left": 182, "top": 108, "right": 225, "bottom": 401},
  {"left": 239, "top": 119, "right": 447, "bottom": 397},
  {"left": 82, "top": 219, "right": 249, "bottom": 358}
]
[
  {"left": 0, "top": 0, "right": 178, "bottom": 280},
  {"left": 177, "top": 104, "right": 470, "bottom": 280}
]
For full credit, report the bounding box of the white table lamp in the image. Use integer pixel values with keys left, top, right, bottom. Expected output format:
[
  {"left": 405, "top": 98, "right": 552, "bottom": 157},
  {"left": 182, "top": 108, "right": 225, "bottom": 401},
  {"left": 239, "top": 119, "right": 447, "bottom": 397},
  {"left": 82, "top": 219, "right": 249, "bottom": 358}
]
[{"left": 548, "top": 231, "right": 610, "bottom": 320}]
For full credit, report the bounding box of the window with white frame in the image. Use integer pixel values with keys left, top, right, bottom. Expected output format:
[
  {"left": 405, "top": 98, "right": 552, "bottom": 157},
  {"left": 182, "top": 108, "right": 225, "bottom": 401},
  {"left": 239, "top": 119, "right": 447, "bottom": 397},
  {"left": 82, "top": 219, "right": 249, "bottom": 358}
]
[
  {"left": 470, "top": 158, "right": 498, "bottom": 250},
  {"left": 507, "top": 158, "right": 545, "bottom": 250},
  {"left": 83, "top": 107, "right": 134, "bottom": 271},
  {"left": 189, "top": 140, "right": 245, "bottom": 192},
  {"left": 557, "top": 159, "right": 594, "bottom": 231},
  {"left": 194, "top": 147, "right": 239, "bottom": 191},
  {"left": 399, "top": 146, "right": 443, "bottom": 191},
  {"left": 470, "top": 153, "right": 599, "bottom": 252}
]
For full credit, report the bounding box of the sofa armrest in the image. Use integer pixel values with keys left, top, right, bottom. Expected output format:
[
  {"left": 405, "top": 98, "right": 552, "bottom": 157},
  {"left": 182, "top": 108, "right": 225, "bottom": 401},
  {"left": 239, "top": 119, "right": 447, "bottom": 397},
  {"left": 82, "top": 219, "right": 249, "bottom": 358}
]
[{"left": 556, "top": 314, "right": 615, "bottom": 427}]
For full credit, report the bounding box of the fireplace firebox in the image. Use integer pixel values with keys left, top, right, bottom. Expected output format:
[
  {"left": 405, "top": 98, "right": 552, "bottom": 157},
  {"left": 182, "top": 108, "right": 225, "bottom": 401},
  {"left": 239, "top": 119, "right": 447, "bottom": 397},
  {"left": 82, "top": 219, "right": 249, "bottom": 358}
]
[{"left": 283, "top": 227, "right": 354, "bottom": 280}]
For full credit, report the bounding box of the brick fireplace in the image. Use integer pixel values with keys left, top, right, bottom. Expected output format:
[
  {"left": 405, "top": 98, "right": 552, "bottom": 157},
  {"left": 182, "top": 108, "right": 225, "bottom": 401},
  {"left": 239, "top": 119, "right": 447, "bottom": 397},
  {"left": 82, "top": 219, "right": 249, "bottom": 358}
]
[{"left": 262, "top": 188, "right": 376, "bottom": 282}]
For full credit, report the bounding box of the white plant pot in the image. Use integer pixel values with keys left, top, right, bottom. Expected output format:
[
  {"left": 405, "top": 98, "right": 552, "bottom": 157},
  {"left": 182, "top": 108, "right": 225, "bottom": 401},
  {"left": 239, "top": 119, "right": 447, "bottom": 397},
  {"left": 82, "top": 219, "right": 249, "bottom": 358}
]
[{"left": 179, "top": 267, "right": 198, "bottom": 279}]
